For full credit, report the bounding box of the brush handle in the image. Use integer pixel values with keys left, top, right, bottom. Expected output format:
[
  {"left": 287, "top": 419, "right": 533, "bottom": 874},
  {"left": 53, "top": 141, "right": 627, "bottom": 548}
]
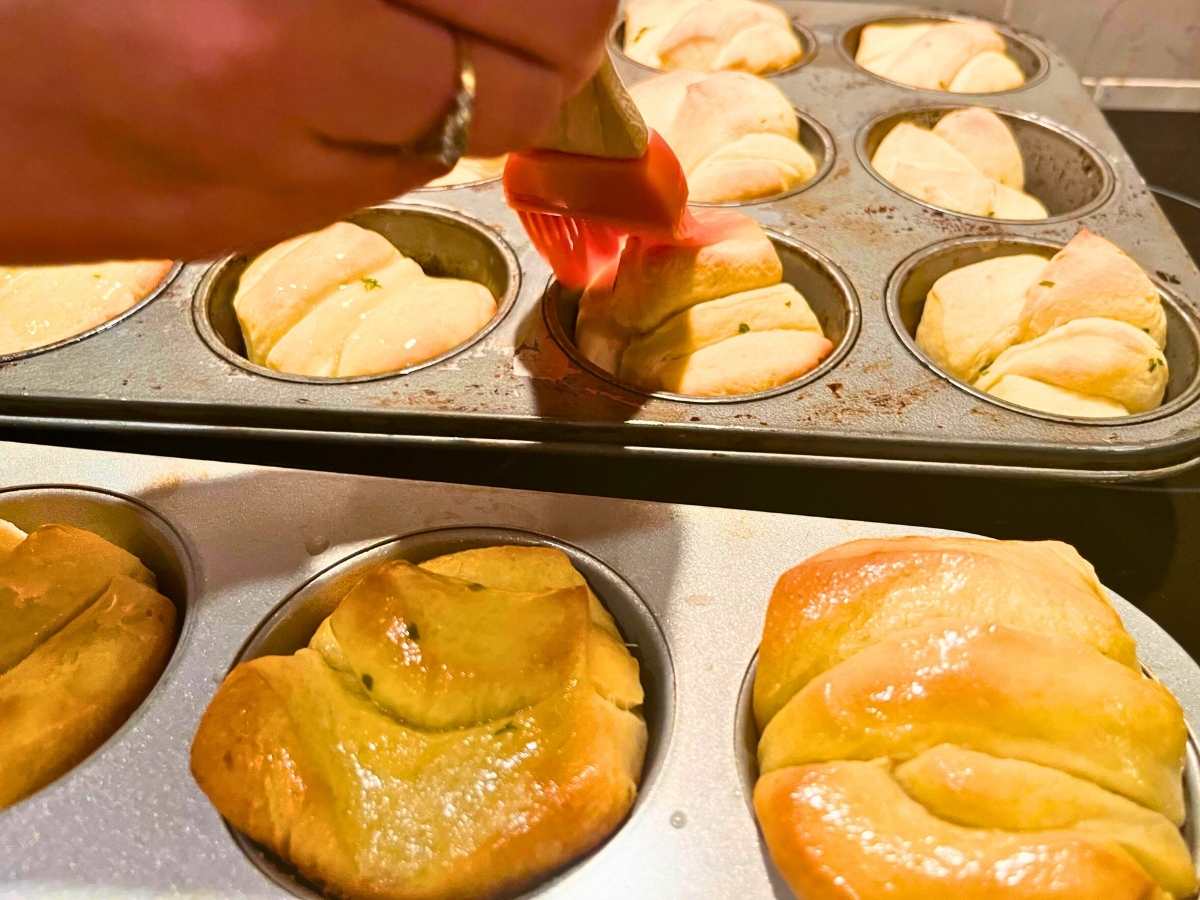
[{"left": 535, "top": 56, "right": 649, "bottom": 159}]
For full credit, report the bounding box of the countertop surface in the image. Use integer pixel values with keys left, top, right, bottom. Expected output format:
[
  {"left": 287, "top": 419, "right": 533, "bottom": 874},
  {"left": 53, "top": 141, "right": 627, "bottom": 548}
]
[{"left": 4, "top": 111, "right": 1200, "bottom": 660}]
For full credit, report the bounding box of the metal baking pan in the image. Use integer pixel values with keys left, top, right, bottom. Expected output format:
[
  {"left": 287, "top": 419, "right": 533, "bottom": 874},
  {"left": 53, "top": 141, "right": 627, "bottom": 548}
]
[
  {"left": 0, "top": 438, "right": 1197, "bottom": 898},
  {"left": 1, "top": 1, "right": 1198, "bottom": 482}
]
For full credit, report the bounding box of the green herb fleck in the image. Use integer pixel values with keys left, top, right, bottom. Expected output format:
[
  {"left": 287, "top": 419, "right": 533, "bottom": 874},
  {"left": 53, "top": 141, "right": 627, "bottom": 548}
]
[
  {"left": 784, "top": 300, "right": 792, "bottom": 308},
  {"left": 1149, "top": 357, "right": 1166, "bottom": 373},
  {"left": 494, "top": 722, "right": 517, "bottom": 737},
  {"left": 406, "top": 622, "right": 421, "bottom": 641},
  {"left": 361, "top": 673, "right": 374, "bottom": 690},
  {"left": 738, "top": 322, "right": 750, "bottom": 334},
  {"left": 361, "top": 276, "right": 382, "bottom": 291},
  {"left": 92, "top": 272, "right": 103, "bottom": 279},
  {"left": 979, "top": 366, "right": 990, "bottom": 376},
  {"left": 1143, "top": 328, "right": 1152, "bottom": 334},
  {"left": 1039, "top": 280, "right": 1056, "bottom": 288},
  {"left": 467, "top": 581, "right": 486, "bottom": 592}
]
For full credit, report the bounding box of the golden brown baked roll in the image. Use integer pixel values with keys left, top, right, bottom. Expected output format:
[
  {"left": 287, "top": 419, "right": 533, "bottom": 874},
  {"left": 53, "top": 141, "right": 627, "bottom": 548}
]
[
  {"left": 916, "top": 229, "right": 1170, "bottom": 417},
  {"left": 632, "top": 70, "right": 817, "bottom": 202},
  {"left": 191, "top": 546, "right": 646, "bottom": 900},
  {"left": 753, "top": 536, "right": 1194, "bottom": 899},
  {"left": 575, "top": 211, "right": 832, "bottom": 397},
  {"left": 871, "top": 108, "right": 1046, "bottom": 219},
  {"left": 0, "top": 522, "right": 176, "bottom": 808},
  {"left": 856, "top": 20, "right": 1024, "bottom": 93},
  {"left": 0, "top": 260, "right": 173, "bottom": 356},
  {"left": 624, "top": 0, "right": 803, "bottom": 74},
  {"left": 234, "top": 222, "right": 497, "bottom": 378}
]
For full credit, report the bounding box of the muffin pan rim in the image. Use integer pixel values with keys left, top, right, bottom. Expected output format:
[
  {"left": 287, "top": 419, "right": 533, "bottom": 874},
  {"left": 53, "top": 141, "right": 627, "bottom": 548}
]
[
  {"left": 854, "top": 103, "right": 1117, "bottom": 226},
  {"left": 0, "top": 482, "right": 198, "bottom": 816},
  {"left": 884, "top": 233, "right": 1200, "bottom": 428},
  {"left": 220, "top": 523, "right": 677, "bottom": 900},
  {"left": 190, "top": 203, "right": 522, "bottom": 386},
  {"left": 541, "top": 228, "right": 863, "bottom": 405},
  {"left": 0, "top": 260, "right": 183, "bottom": 366},
  {"left": 607, "top": 15, "right": 819, "bottom": 79},
  {"left": 836, "top": 11, "right": 1052, "bottom": 97}
]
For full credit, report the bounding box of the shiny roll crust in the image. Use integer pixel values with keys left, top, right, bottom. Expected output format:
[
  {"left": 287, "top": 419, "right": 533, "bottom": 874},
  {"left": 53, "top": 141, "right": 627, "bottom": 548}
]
[
  {"left": 191, "top": 546, "right": 647, "bottom": 900},
  {"left": 624, "top": 0, "right": 803, "bottom": 74},
  {"left": 871, "top": 108, "right": 1047, "bottom": 219},
  {"left": 632, "top": 70, "right": 817, "bottom": 203},
  {"left": 855, "top": 19, "right": 1025, "bottom": 92},
  {"left": 0, "top": 259, "right": 173, "bottom": 356},
  {"left": 233, "top": 221, "right": 497, "bottom": 378},
  {"left": 575, "top": 211, "right": 833, "bottom": 397},
  {"left": 753, "top": 536, "right": 1194, "bottom": 899},
  {"left": 917, "top": 228, "right": 1170, "bottom": 417},
  {"left": 0, "top": 521, "right": 176, "bottom": 808}
]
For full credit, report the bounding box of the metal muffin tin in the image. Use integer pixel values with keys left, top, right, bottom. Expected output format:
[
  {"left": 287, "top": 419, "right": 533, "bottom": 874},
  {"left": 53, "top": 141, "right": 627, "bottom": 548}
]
[
  {"left": 1, "top": 439, "right": 1198, "bottom": 899},
  {"left": 2, "top": 2, "right": 1199, "bottom": 482}
]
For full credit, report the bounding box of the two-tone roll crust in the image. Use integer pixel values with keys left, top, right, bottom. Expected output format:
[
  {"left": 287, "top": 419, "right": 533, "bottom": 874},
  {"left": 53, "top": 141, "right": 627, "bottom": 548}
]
[
  {"left": 191, "top": 547, "right": 647, "bottom": 900},
  {"left": 752, "top": 536, "right": 1193, "bottom": 899}
]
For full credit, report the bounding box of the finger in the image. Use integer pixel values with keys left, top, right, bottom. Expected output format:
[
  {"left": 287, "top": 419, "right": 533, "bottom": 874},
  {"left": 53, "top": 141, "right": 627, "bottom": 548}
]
[{"left": 396, "top": 0, "right": 620, "bottom": 91}]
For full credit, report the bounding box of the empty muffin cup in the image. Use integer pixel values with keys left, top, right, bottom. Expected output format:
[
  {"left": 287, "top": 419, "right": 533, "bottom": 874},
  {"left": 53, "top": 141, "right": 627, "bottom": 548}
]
[
  {"left": 0, "top": 262, "right": 181, "bottom": 365},
  {"left": 0, "top": 485, "right": 193, "bottom": 804},
  {"left": 223, "top": 525, "right": 675, "bottom": 900},
  {"left": 840, "top": 14, "right": 1048, "bottom": 94},
  {"left": 887, "top": 235, "right": 1200, "bottom": 425},
  {"left": 609, "top": 17, "right": 817, "bottom": 77},
  {"left": 858, "top": 106, "right": 1114, "bottom": 224},
  {"left": 544, "top": 231, "right": 860, "bottom": 404},
  {"left": 691, "top": 108, "right": 836, "bottom": 208},
  {"left": 193, "top": 205, "right": 520, "bottom": 384}
]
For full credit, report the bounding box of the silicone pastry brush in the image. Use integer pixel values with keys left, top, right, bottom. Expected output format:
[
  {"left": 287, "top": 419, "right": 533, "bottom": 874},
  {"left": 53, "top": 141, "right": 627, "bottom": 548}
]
[{"left": 504, "top": 58, "right": 721, "bottom": 289}]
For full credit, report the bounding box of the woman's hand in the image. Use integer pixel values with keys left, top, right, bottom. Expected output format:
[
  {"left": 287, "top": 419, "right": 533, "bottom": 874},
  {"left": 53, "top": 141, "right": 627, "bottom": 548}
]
[{"left": 0, "top": 0, "right": 618, "bottom": 263}]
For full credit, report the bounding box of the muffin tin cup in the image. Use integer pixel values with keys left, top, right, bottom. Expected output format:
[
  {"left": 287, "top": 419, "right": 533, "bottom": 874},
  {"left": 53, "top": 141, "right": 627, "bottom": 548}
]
[
  {"left": 690, "top": 108, "right": 837, "bottom": 208},
  {"left": 886, "top": 234, "right": 1200, "bottom": 426},
  {"left": 0, "top": 484, "right": 195, "bottom": 808},
  {"left": 192, "top": 204, "right": 521, "bottom": 385},
  {"left": 542, "top": 231, "right": 861, "bottom": 405},
  {"left": 609, "top": 17, "right": 818, "bottom": 78},
  {"left": 4, "top": 443, "right": 1200, "bottom": 897},
  {"left": 0, "top": 261, "right": 182, "bottom": 366},
  {"left": 857, "top": 105, "right": 1115, "bottom": 224},
  {"left": 225, "top": 525, "right": 675, "bottom": 900},
  {"left": 838, "top": 12, "right": 1050, "bottom": 96}
]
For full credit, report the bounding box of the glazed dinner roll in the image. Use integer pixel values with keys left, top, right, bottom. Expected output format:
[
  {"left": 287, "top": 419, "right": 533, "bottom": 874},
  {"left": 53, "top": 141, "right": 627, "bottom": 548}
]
[
  {"left": 871, "top": 108, "right": 1047, "bottom": 219},
  {"left": 0, "top": 259, "right": 173, "bottom": 356},
  {"left": 916, "top": 228, "right": 1170, "bottom": 417},
  {"left": 753, "top": 536, "right": 1195, "bottom": 900},
  {"left": 233, "top": 221, "right": 497, "bottom": 378},
  {"left": 624, "top": 0, "right": 803, "bottom": 74},
  {"left": 0, "top": 521, "right": 176, "bottom": 808},
  {"left": 632, "top": 71, "right": 818, "bottom": 202},
  {"left": 855, "top": 19, "right": 1025, "bottom": 93},
  {"left": 191, "top": 546, "right": 647, "bottom": 900},
  {"left": 575, "top": 210, "right": 832, "bottom": 396}
]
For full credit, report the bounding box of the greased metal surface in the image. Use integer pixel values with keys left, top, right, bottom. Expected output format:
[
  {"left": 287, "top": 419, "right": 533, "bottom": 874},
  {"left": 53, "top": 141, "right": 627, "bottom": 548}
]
[
  {"left": 0, "top": 439, "right": 1197, "bottom": 899},
  {"left": 0, "top": 2, "right": 1198, "bottom": 481}
]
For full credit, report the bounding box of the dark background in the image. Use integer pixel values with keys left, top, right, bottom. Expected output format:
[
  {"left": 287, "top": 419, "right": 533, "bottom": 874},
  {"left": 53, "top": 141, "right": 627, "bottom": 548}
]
[{"left": 5, "top": 110, "right": 1200, "bottom": 657}]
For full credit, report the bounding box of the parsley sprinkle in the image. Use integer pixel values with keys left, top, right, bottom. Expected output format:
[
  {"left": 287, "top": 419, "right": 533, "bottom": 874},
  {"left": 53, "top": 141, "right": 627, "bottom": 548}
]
[
  {"left": 406, "top": 622, "right": 420, "bottom": 641},
  {"left": 1149, "top": 358, "right": 1165, "bottom": 373},
  {"left": 1039, "top": 280, "right": 1056, "bottom": 288},
  {"left": 361, "top": 673, "right": 374, "bottom": 690},
  {"left": 494, "top": 722, "right": 517, "bottom": 737},
  {"left": 738, "top": 323, "right": 750, "bottom": 334},
  {"left": 784, "top": 300, "right": 792, "bottom": 308},
  {"left": 467, "top": 582, "right": 486, "bottom": 592},
  {"left": 361, "top": 276, "right": 381, "bottom": 291}
]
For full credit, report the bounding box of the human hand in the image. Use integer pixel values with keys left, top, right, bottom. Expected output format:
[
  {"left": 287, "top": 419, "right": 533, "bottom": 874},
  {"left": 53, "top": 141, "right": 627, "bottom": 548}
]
[{"left": 0, "top": 0, "right": 618, "bottom": 263}]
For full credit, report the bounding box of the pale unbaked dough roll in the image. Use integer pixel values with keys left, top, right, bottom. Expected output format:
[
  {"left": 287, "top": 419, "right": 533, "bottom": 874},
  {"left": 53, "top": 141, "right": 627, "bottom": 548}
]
[
  {"left": 871, "top": 109, "right": 1046, "bottom": 219},
  {"left": 574, "top": 211, "right": 833, "bottom": 397},
  {"left": 0, "top": 260, "right": 173, "bottom": 356},
  {"left": 856, "top": 19, "right": 1024, "bottom": 93},
  {"left": 916, "top": 229, "right": 1171, "bottom": 418},
  {"left": 753, "top": 536, "right": 1194, "bottom": 900},
  {"left": 624, "top": 0, "right": 803, "bottom": 74},
  {"left": 632, "top": 70, "right": 817, "bottom": 202},
  {"left": 233, "top": 221, "right": 497, "bottom": 378}
]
